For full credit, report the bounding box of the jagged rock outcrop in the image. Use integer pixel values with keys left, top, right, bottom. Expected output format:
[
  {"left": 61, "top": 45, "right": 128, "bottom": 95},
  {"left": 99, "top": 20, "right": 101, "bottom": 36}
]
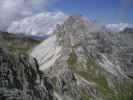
[
  {"left": 31, "top": 16, "right": 133, "bottom": 100},
  {"left": 0, "top": 48, "right": 55, "bottom": 100}
]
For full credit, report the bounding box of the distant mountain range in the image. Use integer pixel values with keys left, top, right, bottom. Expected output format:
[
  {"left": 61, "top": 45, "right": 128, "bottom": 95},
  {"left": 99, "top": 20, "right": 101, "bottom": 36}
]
[{"left": 0, "top": 31, "right": 41, "bottom": 52}]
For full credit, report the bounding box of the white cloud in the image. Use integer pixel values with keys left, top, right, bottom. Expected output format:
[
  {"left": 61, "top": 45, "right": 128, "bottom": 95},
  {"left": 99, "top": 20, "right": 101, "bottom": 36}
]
[
  {"left": 0, "top": 0, "right": 62, "bottom": 32},
  {"left": 7, "top": 11, "right": 68, "bottom": 35},
  {"left": 106, "top": 23, "right": 132, "bottom": 32}
]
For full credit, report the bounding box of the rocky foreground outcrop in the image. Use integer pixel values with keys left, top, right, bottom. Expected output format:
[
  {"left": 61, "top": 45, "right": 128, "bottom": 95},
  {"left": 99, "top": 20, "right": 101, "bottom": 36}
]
[{"left": 0, "top": 48, "right": 56, "bottom": 100}]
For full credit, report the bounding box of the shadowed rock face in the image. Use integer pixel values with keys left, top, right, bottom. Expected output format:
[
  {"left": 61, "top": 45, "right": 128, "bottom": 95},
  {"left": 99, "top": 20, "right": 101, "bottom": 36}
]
[{"left": 0, "top": 48, "right": 55, "bottom": 100}]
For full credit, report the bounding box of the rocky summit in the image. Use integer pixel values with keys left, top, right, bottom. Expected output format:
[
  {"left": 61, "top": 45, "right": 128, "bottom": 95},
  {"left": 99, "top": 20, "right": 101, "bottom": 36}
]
[
  {"left": 0, "top": 48, "right": 56, "bottom": 100},
  {"left": 31, "top": 16, "right": 133, "bottom": 100}
]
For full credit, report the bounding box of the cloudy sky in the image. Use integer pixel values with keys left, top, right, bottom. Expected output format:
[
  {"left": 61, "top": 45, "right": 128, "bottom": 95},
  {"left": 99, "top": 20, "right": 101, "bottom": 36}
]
[
  {"left": 0, "top": 0, "right": 65, "bottom": 32},
  {"left": 0, "top": 0, "right": 133, "bottom": 35}
]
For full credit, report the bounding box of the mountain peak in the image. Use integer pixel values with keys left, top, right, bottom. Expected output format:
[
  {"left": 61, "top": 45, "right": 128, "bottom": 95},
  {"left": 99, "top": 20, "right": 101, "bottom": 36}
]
[
  {"left": 65, "top": 15, "right": 91, "bottom": 24},
  {"left": 31, "top": 16, "right": 133, "bottom": 100},
  {"left": 63, "top": 15, "right": 105, "bottom": 33}
]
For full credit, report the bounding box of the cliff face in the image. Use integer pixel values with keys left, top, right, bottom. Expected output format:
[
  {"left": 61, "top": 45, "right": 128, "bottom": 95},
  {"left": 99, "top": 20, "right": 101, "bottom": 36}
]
[
  {"left": 0, "top": 48, "right": 55, "bottom": 100},
  {"left": 31, "top": 16, "right": 133, "bottom": 100}
]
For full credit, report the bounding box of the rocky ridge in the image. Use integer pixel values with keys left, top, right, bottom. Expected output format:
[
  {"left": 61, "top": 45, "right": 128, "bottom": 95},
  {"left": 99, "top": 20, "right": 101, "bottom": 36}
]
[
  {"left": 31, "top": 16, "right": 133, "bottom": 100},
  {"left": 0, "top": 48, "right": 56, "bottom": 100}
]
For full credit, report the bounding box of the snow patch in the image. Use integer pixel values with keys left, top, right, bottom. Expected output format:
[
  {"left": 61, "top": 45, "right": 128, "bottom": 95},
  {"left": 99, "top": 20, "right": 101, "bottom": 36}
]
[
  {"left": 75, "top": 74, "right": 96, "bottom": 86},
  {"left": 98, "top": 53, "right": 126, "bottom": 77}
]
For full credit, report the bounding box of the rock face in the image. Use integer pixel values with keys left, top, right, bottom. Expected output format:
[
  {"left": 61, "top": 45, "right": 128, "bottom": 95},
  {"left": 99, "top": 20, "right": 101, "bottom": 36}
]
[
  {"left": 0, "top": 48, "right": 55, "bottom": 100},
  {"left": 31, "top": 16, "right": 133, "bottom": 100}
]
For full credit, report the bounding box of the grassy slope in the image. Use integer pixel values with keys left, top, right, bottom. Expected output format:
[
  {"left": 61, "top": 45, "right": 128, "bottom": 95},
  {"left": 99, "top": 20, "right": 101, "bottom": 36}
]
[{"left": 67, "top": 50, "right": 133, "bottom": 100}]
